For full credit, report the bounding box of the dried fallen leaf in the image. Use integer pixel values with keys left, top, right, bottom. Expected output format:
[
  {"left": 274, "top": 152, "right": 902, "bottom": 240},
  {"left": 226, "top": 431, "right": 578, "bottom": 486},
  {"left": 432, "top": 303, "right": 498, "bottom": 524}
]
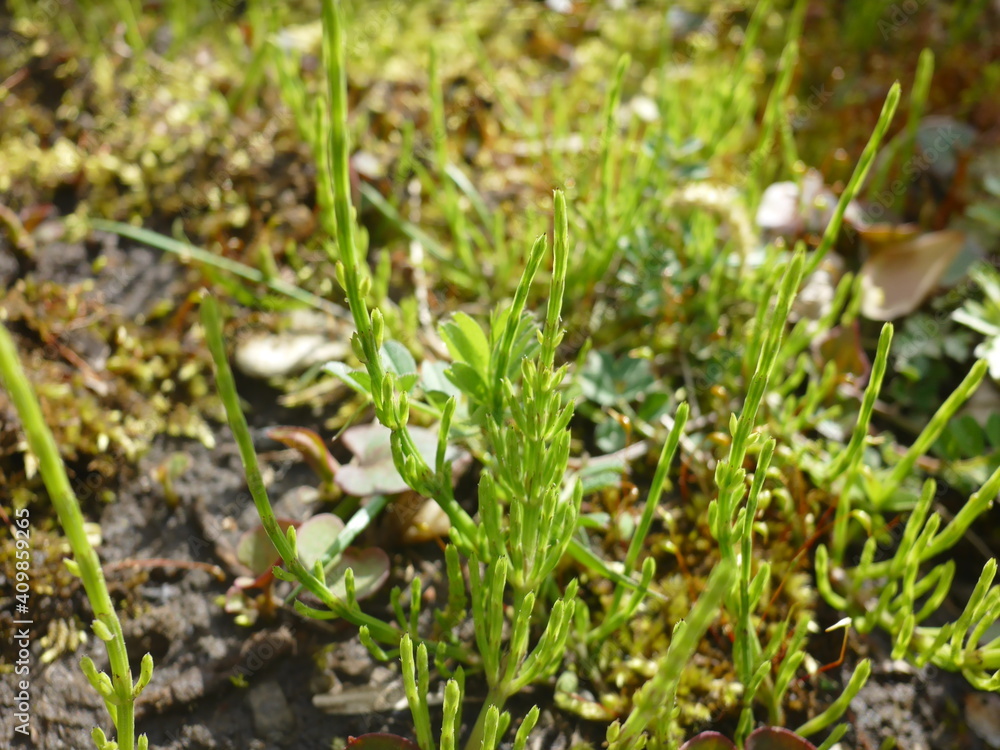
[{"left": 860, "top": 229, "right": 965, "bottom": 320}]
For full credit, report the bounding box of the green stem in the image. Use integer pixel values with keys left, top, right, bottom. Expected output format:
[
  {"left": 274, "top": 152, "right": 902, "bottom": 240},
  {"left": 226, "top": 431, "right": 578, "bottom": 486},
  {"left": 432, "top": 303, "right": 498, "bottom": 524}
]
[
  {"left": 831, "top": 323, "right": 893, "bottom": 563},
  {"left": 465, "top": 586, "right": 528, "bottom": 750},
  {"left": 320, "top": 0, "right": 480, "bottom": 551},
  {"left": 466, "top": 684, "right": 507, "bottom": 750},
  {"left": 201, "top": 296, "right": 468, "bottom": 662},
  {"left": 610, "top": 560, "right": 736, "bottom": 750},
  {"left": 0, "top": 324, "right": 139, "bottom": 750},
  {"left": 804, "top": 82, "right": 901, "bottom": 277}
]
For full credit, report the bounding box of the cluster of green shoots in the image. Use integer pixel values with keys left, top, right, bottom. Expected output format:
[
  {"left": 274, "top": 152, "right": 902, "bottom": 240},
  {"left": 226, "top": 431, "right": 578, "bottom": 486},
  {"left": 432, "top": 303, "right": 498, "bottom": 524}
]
[
  {"left": 816, "top": 346, "right": 1000, "bottom": 692},
  {"left": 4, "top": 0, "right": 1000, "bottom": 749}
]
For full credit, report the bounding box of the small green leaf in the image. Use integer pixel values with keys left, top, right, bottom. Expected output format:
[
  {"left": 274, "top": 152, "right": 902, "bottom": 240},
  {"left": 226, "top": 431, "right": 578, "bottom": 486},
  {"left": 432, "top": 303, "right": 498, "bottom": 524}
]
[
  {"left": 92, "top": 619, "right": 115, "bottom": 642},
  {"left": 421, "top": 360, "right": 462, "bottom": 398},
  {"left": 580, "top": 350, "right": 655, "bottom": 407},
  {"left": 398, "top": 373, "right": 420, "bottom": 392},
  {"left": 324, "top": 362, "right": 373, "bottom": 395},
  {"left": 596, "top": 419, "right": 627, "bottom": 453},
  {"left": 381, "top": 340, "right": 418, "bottom": 378},
  {"left": 444, "top": 361, "right": 488, "bottom": 404},
  {"left": 440, "top": 311, "right": 490, "bottom": 375},
  {"left": 637, "top": 391, "right": 672, "bottom": 422}
]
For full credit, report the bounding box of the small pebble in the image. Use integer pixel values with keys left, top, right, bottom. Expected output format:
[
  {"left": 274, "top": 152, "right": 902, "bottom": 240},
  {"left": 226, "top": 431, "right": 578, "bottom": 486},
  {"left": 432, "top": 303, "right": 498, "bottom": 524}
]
[{"left": 247, "top": 680, "right": 296, "bottom": 743}]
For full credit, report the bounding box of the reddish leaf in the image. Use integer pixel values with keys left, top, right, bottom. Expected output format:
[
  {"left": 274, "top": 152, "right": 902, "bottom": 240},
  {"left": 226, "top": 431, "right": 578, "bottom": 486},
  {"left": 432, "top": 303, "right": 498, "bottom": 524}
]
[
  {"left": 745, "top": 727, "right": 818, "bottom": 750},
  {"left": 817, "top": 322, "right": 870, "bottom": 382},
  {"left": 267, "top": 426, "right": 340, "bottom": 485},
  {"left": 345, "top": 733, "right": 420, "bottom": 750},
  {"left": 19, "top": 203, "right": 55, "bottom": 233},
  {"left": 234, "top": 568, "right": 281, "bottom": 592},
  {"left": 679, "top": 732, "right": 739, "bottom": 750},
  {"left": 680, "top": 728, "right": 818, "bottom": 750}
]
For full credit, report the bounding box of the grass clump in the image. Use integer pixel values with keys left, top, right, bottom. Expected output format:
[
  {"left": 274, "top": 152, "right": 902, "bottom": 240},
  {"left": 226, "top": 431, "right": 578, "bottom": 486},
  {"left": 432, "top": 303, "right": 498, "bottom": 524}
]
[
  {"left": 3, "top": 1, "right": 1000, "bottom": 749},
  {"left": 196, "top": 1, "right": 999, "bottom": 747}
]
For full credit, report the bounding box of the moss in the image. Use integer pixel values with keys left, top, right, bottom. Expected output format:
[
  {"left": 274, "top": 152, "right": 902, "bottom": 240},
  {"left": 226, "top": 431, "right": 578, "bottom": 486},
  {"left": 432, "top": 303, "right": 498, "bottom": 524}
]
[{"left": 0, "top": 276, "right": 218, "bottom": 502}]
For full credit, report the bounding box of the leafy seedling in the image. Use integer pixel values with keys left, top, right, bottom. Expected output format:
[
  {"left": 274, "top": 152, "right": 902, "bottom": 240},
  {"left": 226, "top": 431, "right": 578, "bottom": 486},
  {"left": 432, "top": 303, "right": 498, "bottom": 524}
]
[
  {"left": 579, "top": 350, "right": 656, "bottom": 408},
  {"left": 227, "top": 517, "right": 300, "bottom": 625},
  {"left": 236, "top": 517, "right": 300, "bottom": 588},
  {"left": 336, "top": 423, "right": 441, "bottom": 496},
  {"left": 335, "top": 422, "right": 470, "bottom": 542},
  {"left": 227, "top": 513, "right": 389, "bottom": 625}
]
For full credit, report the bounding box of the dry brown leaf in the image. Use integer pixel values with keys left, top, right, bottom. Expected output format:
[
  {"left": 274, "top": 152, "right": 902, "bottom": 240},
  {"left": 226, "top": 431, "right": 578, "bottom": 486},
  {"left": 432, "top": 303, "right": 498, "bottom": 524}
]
[{"left": 859, "top": 229, "right": 965, "bottom": 320}]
